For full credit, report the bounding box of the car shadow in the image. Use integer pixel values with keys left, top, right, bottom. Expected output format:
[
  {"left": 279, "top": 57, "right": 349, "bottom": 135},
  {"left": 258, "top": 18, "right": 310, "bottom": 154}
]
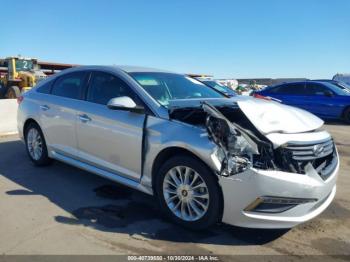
[{"left": 0, "top": 139, "right": 289, "bottom": 246}]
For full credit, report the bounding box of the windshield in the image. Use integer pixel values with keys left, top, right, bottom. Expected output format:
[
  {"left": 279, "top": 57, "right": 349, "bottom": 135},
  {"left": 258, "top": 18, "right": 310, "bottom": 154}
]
[
  {"left": 334, "top": 81, "right": 350, "bottom": 91},
  {"left": 203, "top": 80, "right": 236, "bottom": 96},
  {"left": 15, "top": 59, "right": 34, "bottom": 71},
  {"left": 130, "top": 72, "right": 224, "bottom": 107},
  {"left": 324, "top": 82, "right": 350, "bottom": 96}
]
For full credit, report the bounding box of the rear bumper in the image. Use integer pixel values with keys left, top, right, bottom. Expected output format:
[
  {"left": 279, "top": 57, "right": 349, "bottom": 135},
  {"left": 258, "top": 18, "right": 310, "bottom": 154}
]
[
  {"left": 219, "top": 152, "right": 339, "bottom": 228},
  {"left": 17, "top": 105, "right": 25, "bottom": 142}
]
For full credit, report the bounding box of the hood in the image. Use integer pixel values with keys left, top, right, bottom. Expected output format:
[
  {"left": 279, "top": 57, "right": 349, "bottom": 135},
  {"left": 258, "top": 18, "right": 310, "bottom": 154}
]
[
  {"left": 168, "top": 96, "right": 324, "bottom": 135},
  {"left": 236, "top": 97, "right": 324, "bottom": 134}
]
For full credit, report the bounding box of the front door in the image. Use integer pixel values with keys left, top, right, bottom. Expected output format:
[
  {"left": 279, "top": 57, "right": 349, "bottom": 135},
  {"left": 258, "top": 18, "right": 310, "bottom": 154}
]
[
  {"left": 76, "top": 71, "right": 146, "bottom": 181},
  {"left": 303, "top": 82, "right": 340, "bottom": 118}
]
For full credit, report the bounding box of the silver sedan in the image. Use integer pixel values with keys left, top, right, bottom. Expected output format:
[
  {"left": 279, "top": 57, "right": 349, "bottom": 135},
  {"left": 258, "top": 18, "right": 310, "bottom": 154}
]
[{"left": 17, "top": 66, "right": 339, "bottom": 229}]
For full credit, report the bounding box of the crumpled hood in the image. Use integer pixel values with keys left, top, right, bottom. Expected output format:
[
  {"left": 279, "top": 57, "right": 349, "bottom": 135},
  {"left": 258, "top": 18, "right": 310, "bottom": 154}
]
[
  {"left": 235, "top": 97, "right": 324, "bottom": 134},
  {"left": 168, "top": 97, "right": 324, "bottom": 135}
]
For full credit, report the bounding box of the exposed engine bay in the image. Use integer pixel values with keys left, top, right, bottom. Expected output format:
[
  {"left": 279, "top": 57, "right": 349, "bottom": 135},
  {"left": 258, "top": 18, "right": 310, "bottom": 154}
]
[{"left": 169, "top": 101, "right": 276, "bottom": 176}]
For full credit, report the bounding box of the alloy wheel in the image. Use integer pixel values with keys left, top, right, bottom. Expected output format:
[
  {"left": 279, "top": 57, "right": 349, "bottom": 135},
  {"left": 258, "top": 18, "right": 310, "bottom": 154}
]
[
  {"left": 162, "top": 166, "right": 210, "bottom": 221},
  {"left": 27, "top": 128, "right": 43, "bottom": 160}
]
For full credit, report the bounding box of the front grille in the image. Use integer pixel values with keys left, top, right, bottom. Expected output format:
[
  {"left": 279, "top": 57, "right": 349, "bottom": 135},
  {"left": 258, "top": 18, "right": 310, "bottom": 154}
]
[
  {"left": 285, "top": 139, "right": 334, "bottom": 161},
  {"left": 276, "top": 138, "right": 337, "bottom": 180}
]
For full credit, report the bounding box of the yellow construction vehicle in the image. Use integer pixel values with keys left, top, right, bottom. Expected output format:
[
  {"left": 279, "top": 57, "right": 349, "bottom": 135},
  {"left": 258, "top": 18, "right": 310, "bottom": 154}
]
[{"left": 0, "top": 56, "right": 47, "bottom": 98}]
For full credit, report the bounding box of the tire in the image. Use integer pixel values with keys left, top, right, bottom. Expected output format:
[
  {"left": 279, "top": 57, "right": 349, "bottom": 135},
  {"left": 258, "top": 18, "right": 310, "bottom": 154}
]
[
  {"left": 155, "top": 155, "right": 222, "bottom": 230},
  {"left": 6, "top": 86, "right": 21, "bottom": 99},
  {"left": 0, "top": 84, "right": 7, "bottom": 99},
  {"left": 344, "top": 107, "right": 350, "bottom": 124},
  {"left": 24, "top": 122, "right": 52, "bottom": 166}
]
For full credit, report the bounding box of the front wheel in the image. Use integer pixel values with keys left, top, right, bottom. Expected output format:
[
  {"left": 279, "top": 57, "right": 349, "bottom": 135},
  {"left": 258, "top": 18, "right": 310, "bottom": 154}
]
[
  {"left": 155, "top": 156, "right": 222, "bottom": 230},
  {"left": 344, "top": 107, "right": 350, "bottom": 124}
]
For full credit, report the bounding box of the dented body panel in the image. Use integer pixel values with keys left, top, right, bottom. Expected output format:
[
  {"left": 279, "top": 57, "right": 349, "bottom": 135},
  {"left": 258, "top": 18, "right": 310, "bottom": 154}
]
[
  {"left": 236, "top": 97, "right": 324, "bottom": 134},
  {"left": 219, "top": 156, "right": 338, "bottom": 228},
  {"left": 141, "top": 115, "right": 219, "bottom": 190}
]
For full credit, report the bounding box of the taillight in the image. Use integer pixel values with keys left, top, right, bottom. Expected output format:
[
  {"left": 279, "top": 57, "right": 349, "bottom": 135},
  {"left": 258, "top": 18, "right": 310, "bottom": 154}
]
[
  {"left": 17, "top": 96, "right": 24, "bottom": 104},
  {"left": 253, "top": 93, "right": 271, "bottom": 101}
]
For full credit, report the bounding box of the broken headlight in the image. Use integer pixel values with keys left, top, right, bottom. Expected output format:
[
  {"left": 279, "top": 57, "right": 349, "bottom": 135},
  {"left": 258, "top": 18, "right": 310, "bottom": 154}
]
[
  {"left": 214, "top": 137, "right": 254, "bottom": 177},
  {"left": 203, "top": 102, "right": 261, "bottom": 176}
]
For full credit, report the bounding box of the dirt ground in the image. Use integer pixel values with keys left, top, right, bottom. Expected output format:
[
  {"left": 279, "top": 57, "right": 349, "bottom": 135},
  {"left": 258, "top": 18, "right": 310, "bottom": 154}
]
[{"left": 0, "top": 124, "right": 349, "bottom": 258}]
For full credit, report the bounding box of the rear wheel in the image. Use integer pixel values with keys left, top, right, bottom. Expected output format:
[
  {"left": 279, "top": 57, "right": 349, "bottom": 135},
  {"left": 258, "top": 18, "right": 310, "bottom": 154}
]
[
  {"left": 0, "top": 84, "right": 7, "bottom": 99},
  {"left": 25, "top": 122, "right": 52, "bottom": 166},
  {"left": 344, "top": 107, "right": 350, "bottom": 124},
  {"left": 6, "top": 86, "right": 21, "bottom": 99},
  {"left": 155, "top": 155, "right": 222, "bottom": 230}
]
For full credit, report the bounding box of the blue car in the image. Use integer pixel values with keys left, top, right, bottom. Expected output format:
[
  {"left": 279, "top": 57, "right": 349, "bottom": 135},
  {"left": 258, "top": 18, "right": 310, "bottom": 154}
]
[{"left": 254, "top": 81, "right": 350, "bottom": 123}]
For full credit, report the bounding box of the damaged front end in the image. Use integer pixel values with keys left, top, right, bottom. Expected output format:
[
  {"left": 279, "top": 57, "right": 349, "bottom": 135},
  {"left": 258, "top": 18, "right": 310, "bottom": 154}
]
[
  {"left": 201, "top": 102, "right": 273, "bottom": 176},
  {"left": 168, "top": 99, "right": 276, "bottom": 177}
]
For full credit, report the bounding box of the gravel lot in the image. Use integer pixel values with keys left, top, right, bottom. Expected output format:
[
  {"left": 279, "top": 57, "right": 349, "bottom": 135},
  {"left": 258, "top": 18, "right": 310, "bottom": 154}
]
[{"left": 0, "top": 124, "right": 349, "bottom": 258}]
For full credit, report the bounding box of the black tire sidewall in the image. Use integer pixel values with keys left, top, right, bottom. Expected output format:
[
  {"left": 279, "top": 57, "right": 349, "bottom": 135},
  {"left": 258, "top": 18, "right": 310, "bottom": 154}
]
[
  {"left": 344, "top": 108, "right": 350, "bottom": 124},
  {"left": 7, "top": 86, "right": 21, "bottom": 99},
  {"left": 0, "top": 84, "right": 7, "bottom": 99},
  {"left": 24, "top": 123, "right": 51, "bottom": 166},
  {"left": 155, "top": 155, "right": 222, "bottom": 230}
]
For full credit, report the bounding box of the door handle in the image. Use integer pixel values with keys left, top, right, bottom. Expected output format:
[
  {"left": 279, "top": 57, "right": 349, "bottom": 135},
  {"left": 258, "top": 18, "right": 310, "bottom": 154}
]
[
  {"left": 40, "top": 105, "right": 50, "bottom": 111},
  {"left": 78, "top": 114, "right": 91, "bottom": 123}
]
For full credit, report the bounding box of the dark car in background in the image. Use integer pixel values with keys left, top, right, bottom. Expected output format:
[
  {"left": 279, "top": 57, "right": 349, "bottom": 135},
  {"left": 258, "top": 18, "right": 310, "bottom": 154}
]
[
  {"left": 200, "top": 80, "right": 237, "bottom": 97},
  {"left": 254, "top": 80, "right": 350, "bottom": 123}
]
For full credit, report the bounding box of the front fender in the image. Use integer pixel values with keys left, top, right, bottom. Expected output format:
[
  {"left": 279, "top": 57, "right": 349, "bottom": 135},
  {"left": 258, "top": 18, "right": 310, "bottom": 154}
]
[{"left": 141, "top": 116, "right": 219, "bottom": 191}]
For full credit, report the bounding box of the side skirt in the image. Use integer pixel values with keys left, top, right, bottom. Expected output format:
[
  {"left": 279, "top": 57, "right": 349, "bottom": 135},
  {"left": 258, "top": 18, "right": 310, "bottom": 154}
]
[{"left": 51, "top": 151, "right": 153, "bottom": 195}]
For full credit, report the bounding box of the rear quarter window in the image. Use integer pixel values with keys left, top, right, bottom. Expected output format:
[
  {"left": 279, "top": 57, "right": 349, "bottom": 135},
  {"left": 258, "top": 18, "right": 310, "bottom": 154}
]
[
  {"left": 267, "top": 85, "right": 282, "bottom": 94},
  {"left": 36, "top": 79, "right": 53, "bottom": 94},
  {"left": 51, "top": 72, "right": 87, "bottom": 99},
  {"left": 268, "top": 83, "right": 306, "bottom": 95}
]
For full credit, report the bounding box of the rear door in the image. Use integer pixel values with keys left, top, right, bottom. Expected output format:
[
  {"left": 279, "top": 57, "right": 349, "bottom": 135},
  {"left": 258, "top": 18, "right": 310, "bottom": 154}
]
[
  {"left": 76, "top": 71, "right": 146, "bottom": 181},
  {"left": 266, "top": 83, "right": 309, "bottom": 109},
  {"left": 39, "top": 71, "right": 88, "bottom": 157}
]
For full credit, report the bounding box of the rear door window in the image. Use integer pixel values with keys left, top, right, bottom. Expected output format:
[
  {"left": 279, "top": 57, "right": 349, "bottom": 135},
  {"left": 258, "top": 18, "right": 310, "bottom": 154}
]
[
  {"left": 269, "top": 83, "right": 306, "bottom": 95},
  {"left": 51, "top": 72, "right": 87, "bottom": 99}
]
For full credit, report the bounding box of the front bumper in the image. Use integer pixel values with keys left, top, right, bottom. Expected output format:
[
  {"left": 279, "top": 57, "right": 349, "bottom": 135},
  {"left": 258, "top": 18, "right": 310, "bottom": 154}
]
[{"left": 219, "top": 152, "right": 339, "bottom": 228}]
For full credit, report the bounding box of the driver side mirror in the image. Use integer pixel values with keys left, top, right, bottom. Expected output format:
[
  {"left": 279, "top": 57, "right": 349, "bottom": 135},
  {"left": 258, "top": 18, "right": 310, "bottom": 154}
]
[
  {"left": 107, "top": 96, "right": 144, "bottom": 113},
  {"left": 324, "top": 90, "right": 334, "bottom": 97}
]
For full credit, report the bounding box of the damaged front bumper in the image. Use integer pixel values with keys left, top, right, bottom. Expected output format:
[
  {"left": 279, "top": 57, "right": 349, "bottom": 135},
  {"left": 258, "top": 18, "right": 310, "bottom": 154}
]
[
  {"left": 169, "top": 99, "right": 339, "bottom": 228},
  {"left": 218, "top": 151, "right": 339, "bottom": 228}
]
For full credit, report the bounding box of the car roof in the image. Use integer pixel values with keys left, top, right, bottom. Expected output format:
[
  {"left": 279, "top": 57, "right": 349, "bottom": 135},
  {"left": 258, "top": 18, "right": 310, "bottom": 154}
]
[
  {"left": 115, "top": 65, "right": 173, "bottom": 73},
  {"left": 271, "top": 80, "right": 335, "bottom": 86},
  {"left": 63, "top": 65, "right": 174, "bottom": 73},
  {"left": 47, "top": 65, "right": 177, "bottom": 80},
  {"left": 265, "top": 80, "right": 328, "bottom": 90}
]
